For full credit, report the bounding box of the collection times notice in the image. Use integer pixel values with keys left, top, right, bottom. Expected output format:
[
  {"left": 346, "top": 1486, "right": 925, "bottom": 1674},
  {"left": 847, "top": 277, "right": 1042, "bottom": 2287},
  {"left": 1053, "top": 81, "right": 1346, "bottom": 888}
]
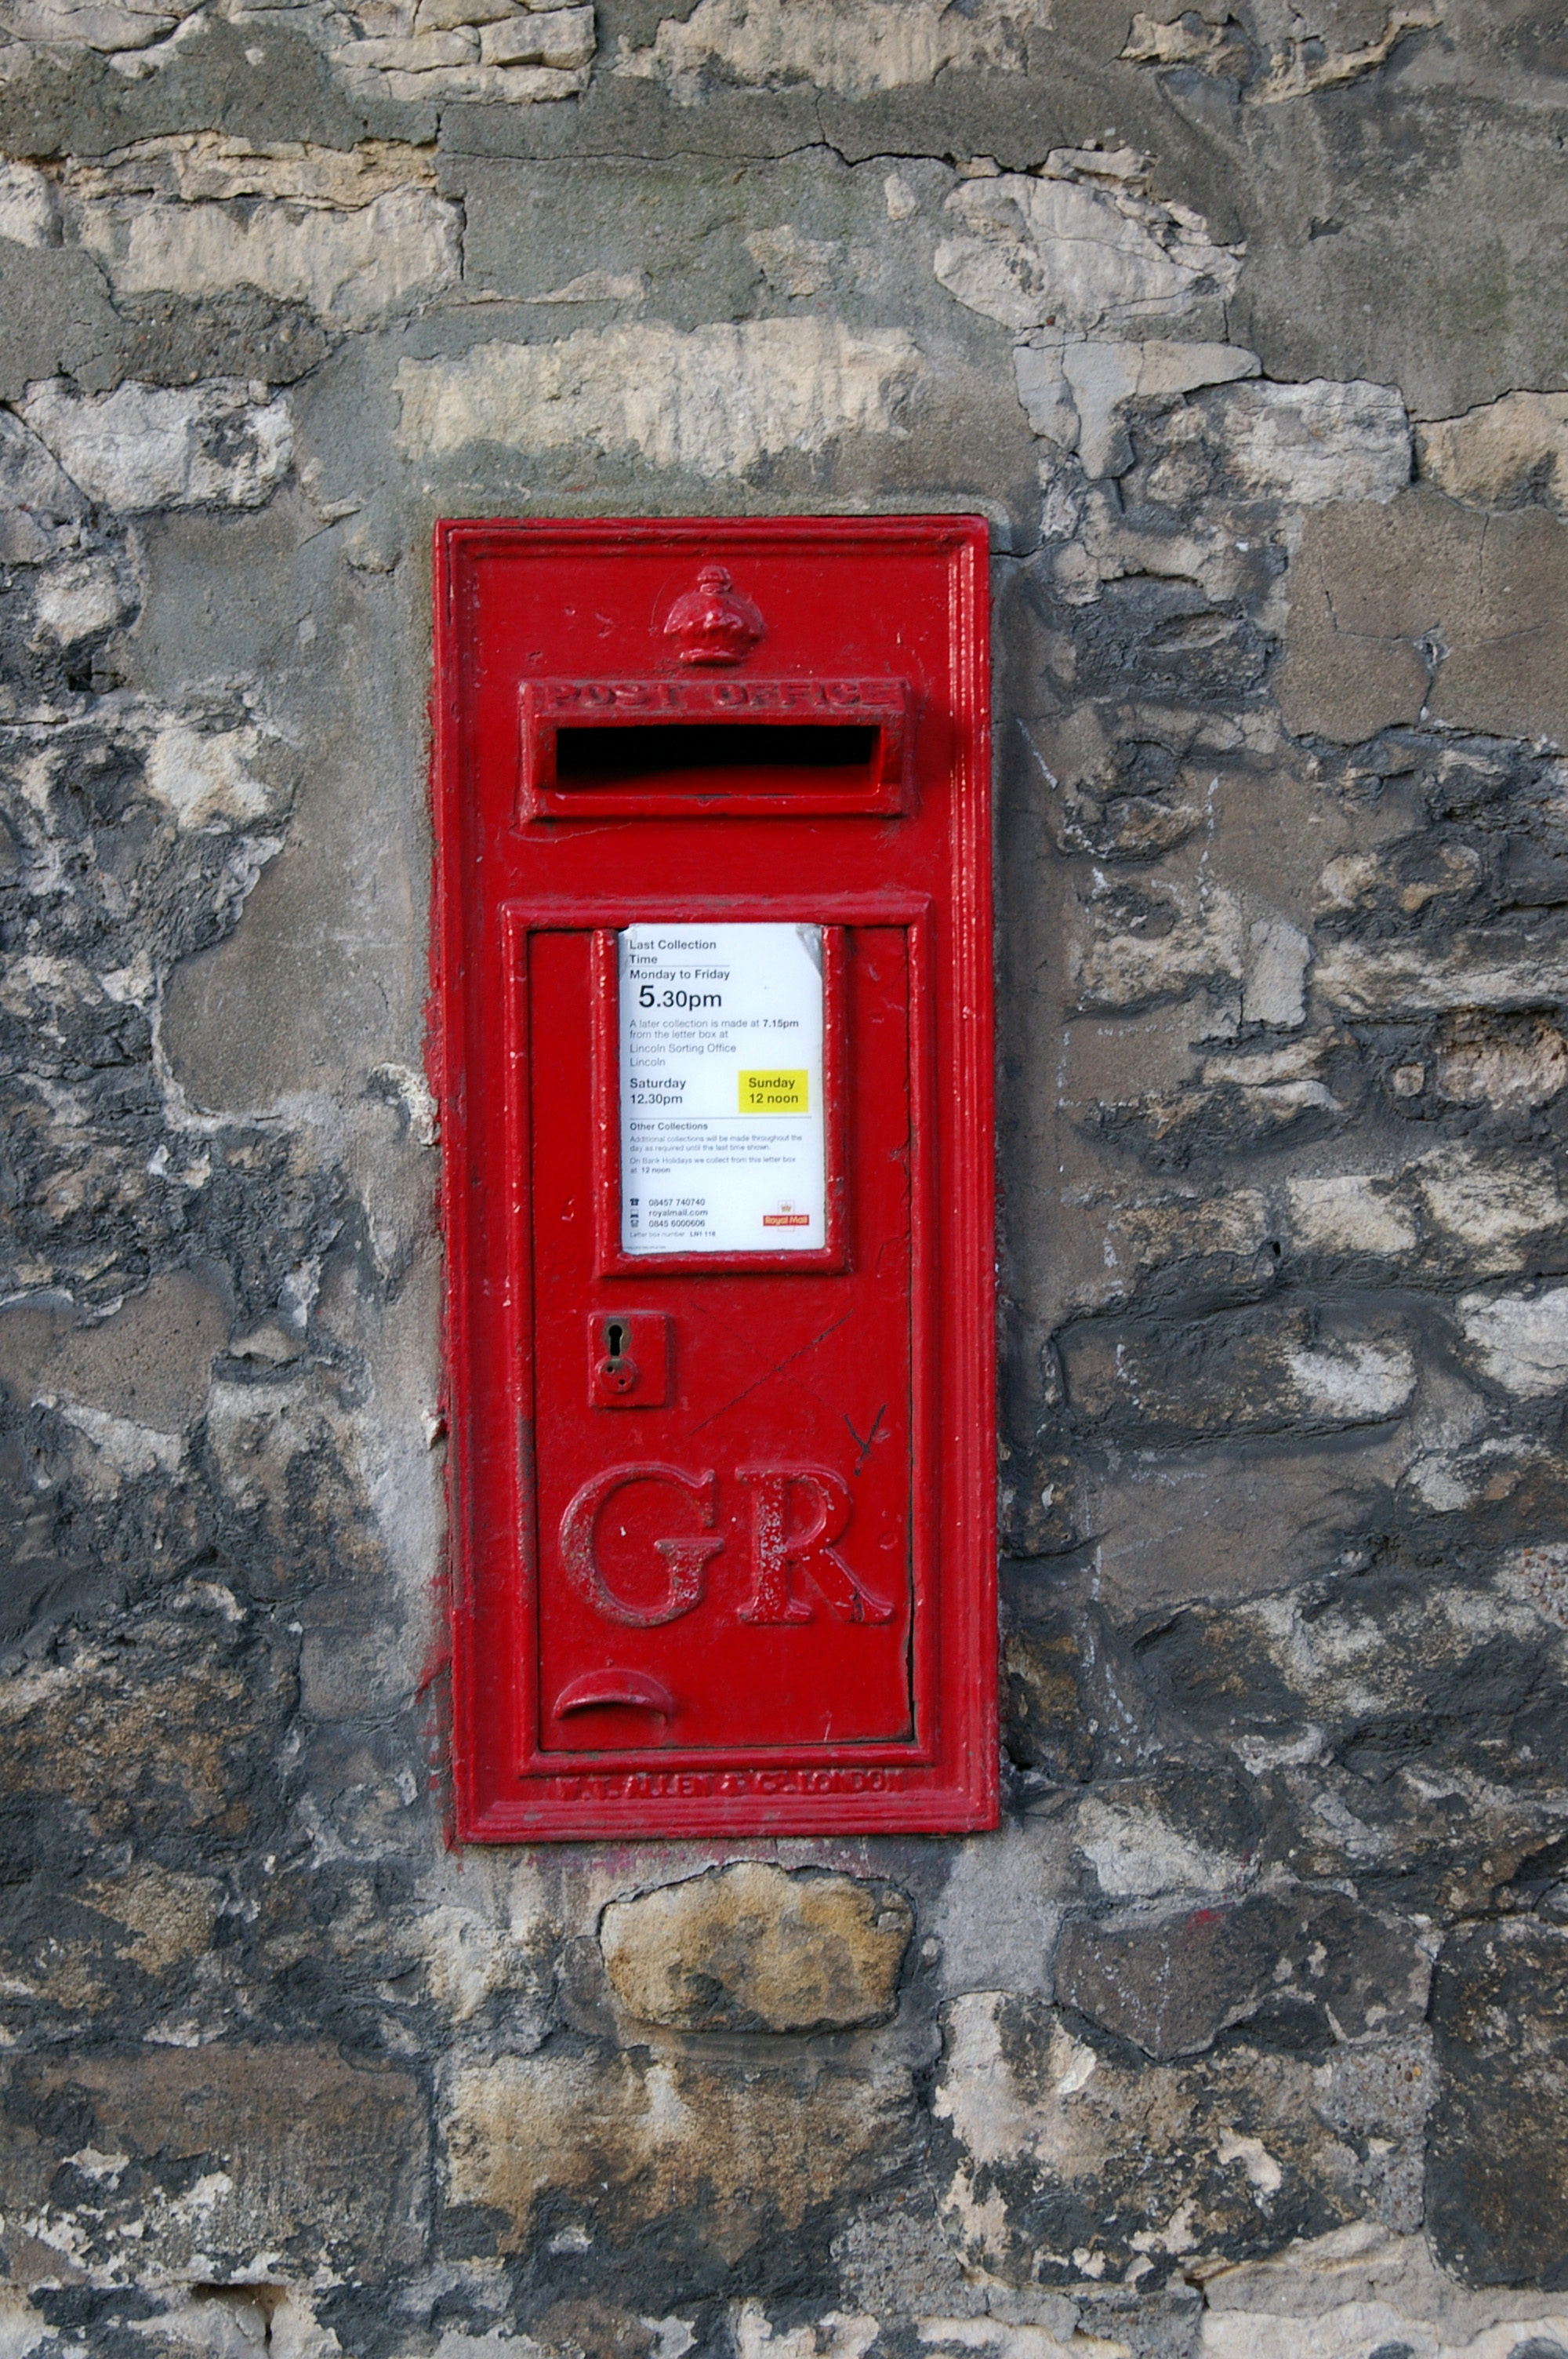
[{"left": 619, "top": 923, "right": 826, "bottom": 1255}]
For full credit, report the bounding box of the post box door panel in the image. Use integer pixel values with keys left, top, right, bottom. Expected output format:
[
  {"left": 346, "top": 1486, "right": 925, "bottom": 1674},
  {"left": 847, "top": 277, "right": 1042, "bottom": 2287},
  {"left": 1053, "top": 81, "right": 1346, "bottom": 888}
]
[
  {"left": 433, "top": 516, "right": 994, "bottom": 1839},
  {"left": 526, "top": 920, "right": 921, "bottom": 1754}
]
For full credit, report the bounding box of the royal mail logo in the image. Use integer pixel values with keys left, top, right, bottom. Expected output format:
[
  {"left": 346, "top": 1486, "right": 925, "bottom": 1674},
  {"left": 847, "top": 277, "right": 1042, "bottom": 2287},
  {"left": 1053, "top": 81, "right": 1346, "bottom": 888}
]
[{"left": 762, "top": 1204, "right": 810, "bottom": 1227}]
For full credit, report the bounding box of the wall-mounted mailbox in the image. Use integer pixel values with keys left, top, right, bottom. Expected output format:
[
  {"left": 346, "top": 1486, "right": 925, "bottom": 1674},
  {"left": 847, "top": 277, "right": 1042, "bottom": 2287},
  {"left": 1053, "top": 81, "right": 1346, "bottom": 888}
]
[{"left": 432, "top": 518, "right": 995, "bottom": 1839}]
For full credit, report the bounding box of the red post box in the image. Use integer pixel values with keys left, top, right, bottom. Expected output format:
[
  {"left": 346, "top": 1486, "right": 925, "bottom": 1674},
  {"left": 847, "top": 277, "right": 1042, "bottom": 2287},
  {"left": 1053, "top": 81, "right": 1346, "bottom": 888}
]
[{"left": 431, "top": 518, "right": 995, "bottom": 1838}]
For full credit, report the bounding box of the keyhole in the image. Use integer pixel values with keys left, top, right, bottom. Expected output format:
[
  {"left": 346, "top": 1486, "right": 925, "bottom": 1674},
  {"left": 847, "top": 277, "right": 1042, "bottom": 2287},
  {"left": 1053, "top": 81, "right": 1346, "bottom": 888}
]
[{"left": 605, "top": 1320, "right": 626, "bottom": 1361}]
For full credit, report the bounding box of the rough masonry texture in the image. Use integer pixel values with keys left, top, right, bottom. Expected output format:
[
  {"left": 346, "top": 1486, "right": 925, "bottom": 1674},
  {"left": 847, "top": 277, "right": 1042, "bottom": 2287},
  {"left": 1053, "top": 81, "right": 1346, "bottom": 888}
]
[{"left": 1, "top": 2, "right": 1566, "bottom": 2356}]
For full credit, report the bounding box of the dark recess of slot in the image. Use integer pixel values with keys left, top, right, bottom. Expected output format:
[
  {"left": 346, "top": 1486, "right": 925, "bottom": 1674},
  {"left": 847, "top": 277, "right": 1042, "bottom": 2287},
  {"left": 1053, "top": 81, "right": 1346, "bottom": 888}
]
[{"left": 555, "top": 720, "right": 880, "bottom": 783}]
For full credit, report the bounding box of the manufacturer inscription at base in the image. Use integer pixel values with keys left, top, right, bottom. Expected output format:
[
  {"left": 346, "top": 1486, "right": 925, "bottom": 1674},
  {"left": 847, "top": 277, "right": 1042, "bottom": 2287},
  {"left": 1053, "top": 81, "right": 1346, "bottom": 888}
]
[{"left": 546, "top": 1765, "right": 906, "bottom": 1801}]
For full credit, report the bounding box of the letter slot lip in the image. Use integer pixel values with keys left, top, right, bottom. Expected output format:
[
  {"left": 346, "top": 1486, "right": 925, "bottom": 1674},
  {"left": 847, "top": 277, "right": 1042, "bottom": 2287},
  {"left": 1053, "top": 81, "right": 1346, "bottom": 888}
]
[
  {"left": 517, "top": 676, "right": 913, "bottom": 821},
  {"left": 554, "top": 1670, "right": 675, "bottom": 1717}
]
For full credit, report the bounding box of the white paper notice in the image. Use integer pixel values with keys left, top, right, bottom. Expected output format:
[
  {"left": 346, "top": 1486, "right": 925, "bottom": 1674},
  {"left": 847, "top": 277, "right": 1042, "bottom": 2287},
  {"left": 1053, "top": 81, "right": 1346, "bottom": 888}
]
[{"left": 619, "top": 923, "right": 826, "bottom": 1254}]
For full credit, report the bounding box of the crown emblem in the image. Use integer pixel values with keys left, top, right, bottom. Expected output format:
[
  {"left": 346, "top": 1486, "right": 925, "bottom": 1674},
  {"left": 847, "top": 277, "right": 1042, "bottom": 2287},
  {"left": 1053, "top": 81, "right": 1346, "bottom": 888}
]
[{"left": 662, "top": 565, "right": 766, "bottom": 667}]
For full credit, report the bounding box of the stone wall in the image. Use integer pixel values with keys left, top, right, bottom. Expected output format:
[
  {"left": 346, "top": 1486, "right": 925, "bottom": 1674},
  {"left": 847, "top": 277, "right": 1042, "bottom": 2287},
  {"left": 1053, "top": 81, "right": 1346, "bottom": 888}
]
[{"left": 2, "top": 2, "right": 1567, "bottom": 2354}]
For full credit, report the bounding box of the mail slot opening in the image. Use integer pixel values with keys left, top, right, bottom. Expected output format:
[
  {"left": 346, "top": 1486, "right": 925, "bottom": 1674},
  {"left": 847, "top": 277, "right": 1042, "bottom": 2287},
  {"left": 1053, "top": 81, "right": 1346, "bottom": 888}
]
[
  {"left": 517, "top": 677, "right": 913, "bottom": 820},
  {"left": 557, "top": 720, "right": 881, "bottom": 786}
]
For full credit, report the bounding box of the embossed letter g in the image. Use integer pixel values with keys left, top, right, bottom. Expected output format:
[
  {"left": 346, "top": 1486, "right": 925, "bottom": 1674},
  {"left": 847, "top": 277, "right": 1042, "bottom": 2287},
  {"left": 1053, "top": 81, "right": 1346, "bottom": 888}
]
[{"left": 560, "top": 1463, "right": 724, "bottom": 1627}]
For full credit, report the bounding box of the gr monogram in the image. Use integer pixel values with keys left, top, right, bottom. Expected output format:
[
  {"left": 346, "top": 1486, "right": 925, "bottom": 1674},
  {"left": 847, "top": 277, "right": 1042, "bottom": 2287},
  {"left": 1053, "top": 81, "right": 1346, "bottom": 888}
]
[{"left": 559, "top": 1461, "right": 893, "bottom": 1628}]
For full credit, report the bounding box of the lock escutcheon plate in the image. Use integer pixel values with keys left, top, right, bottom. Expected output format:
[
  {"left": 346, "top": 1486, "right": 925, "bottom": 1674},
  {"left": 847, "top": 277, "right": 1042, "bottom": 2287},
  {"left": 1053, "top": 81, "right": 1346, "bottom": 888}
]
[{"left": 588, "top": 1310, "right": 670, "bottom": 1407}]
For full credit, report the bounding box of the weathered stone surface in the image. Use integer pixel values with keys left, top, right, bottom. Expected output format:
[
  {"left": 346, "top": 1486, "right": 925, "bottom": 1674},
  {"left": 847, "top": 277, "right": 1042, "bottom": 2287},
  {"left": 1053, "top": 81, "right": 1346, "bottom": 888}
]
[
  {"left": 600, "top": 1863, "right": 913, "bottom": 2032},
  {"left": 0, "top": 0, "right": 200, "bottom": 50},
  {"left": 1072, "top": 1432, "right": 1412, "bottom": 1616},
  {"left": 1001, "top": 1612, "right": 1094, "bottom": 1783},
  {"left": 1277, "top": 492, "right": 1461, "bottom": 743},
  {"left": 0, "top": 406, "right": 86, "bottom": 523},
  {"left": 83, "top": 1856, "right": 223, "bottom": 1971},
  {"left": 0, "top": 404, "right": 88, "bottom": 561},
  {"left": 1203, "top": 2221, "right": 1568, "bottom": 2359},
  {"left": 97, "top": 289, "right": 336, "bottom": 389},
  {"left": 0, "top": 1598, "right": 292, "bottom": 1837},
  {"left": 0, "top": 2044, "right": 426, "bottom": 2283},
  {"left": 614, "top": 0, "right": 1035, "bottom": 100},
  {"left": 1209, "top": 379, "right": 1410, "bottom": 506},
  {"left": 1310, "top": 860, "right": 1568, "bottom": 1001},
  {"left": 1286, "top": 1176, "right": 1416, "bottom": 1261},
  {"left": 1457, "top": 1288, "right": 1568, "bottom": 1398},
  {"left": 0, "top": 238, "right": 124, "bottom": 401},
  {"left": 1433, "top": 506, "right": 1568, "bottom": 744},
  {"left": 125, "top": 2285, "right": 341, "bottom": 2357},
  {"left": 66, "top": 140, "right": 463, "bottom": 325},
  {"left": 931, "top": 1991, "right": 1427, "bottom": 2288},
  {"left": 1064, "top": 1767, "right": 1261, "bottom": 1903},
  {"left": 1417, "top": 391, "right": 1568, "bottom": 516},
  {"left": 1435, "top": 1014, "right": 1568, "bottom": 1113},
  {"left": 0, "top": 160, "right": 57, "bottom": 245},
  {"left": 1096, "top": 1185, "right": 1272, "bottom": 1294},
  {"left": 1054, "top": 1892, "right": 1430, "bottom": 2061},
  {"left": 1070, "top": 889, "right": 1245, "bottom": 1017},
  {"left": 1014, "top": 339, "right": 1258, "bottom": 478},
  {"left": 450, "top": 144, "right": 890, "bottom": 314},
  {"left": 143, "top": 716, "right": 284, "bottom": 827},
  {"left": 1061, "top": 1303, "right": 1414, "bottom": 1444},
  {"left": 374, "top": 55, "right": 590, "bottom": 98},
  {"left": 0, "top": 1856, "right": 223, "bottom": 2030},
  {"left": 937, "top": 153, "right": 1241, "bottom": 338},
  {"left": 1242, "top": 913, "right": 1310, "bottom": 1028},
  {"left": 479, "top": 5, "right": 593, "bottom": 67},
  {"left": 0, "top": 0, "right": 597, "bottom": 103},
  {"left": 65, "top": 135, "right": 437, "bottom": 210},
  {"left": 1116, "top": 10, "right": 1438, "bottom": 106},
  {"left": 20, "top": 378, "right": 292, "bottom": 510},
  {"left": 443, "top": 2047, "right": 913, "bottom": 2260},
  {"left": 83, "top": 184, "right": 459, "bottom": 325},
  {"left": 1113, "top": 374, "right": 1410, "bottom": 519},
  {"left": 394, "top": 318, "right": 930, "bottom": 474},
  {"left": 0, "top": 1266, "right": 227, "bottom": 1430},
  {"left": 1221, "top": 54, "right": 1568, "bottom": 417},
  {"left": 1280, "top": 490, "right": 1568, "bottom": 746},
  {"left": 1123, "top": 1565, "right": 1568, "bottom": 1918},
  {"left": 1428, "top": 1921, "right": 1568, "bottom": 2288}
]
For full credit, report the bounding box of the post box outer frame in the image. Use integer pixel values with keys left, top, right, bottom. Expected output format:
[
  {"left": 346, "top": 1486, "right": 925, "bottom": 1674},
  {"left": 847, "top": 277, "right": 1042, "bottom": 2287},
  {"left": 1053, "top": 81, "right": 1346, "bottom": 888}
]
[{"left": 430, "top": 515, "right": 997, "bottom": 1841}]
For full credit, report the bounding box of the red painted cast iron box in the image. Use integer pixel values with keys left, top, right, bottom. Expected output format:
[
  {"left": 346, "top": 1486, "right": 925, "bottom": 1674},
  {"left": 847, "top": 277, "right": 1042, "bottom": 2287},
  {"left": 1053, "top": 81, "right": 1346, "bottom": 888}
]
[{"left": 431, "top": 517, "right": 996, "bottom": 1838}]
